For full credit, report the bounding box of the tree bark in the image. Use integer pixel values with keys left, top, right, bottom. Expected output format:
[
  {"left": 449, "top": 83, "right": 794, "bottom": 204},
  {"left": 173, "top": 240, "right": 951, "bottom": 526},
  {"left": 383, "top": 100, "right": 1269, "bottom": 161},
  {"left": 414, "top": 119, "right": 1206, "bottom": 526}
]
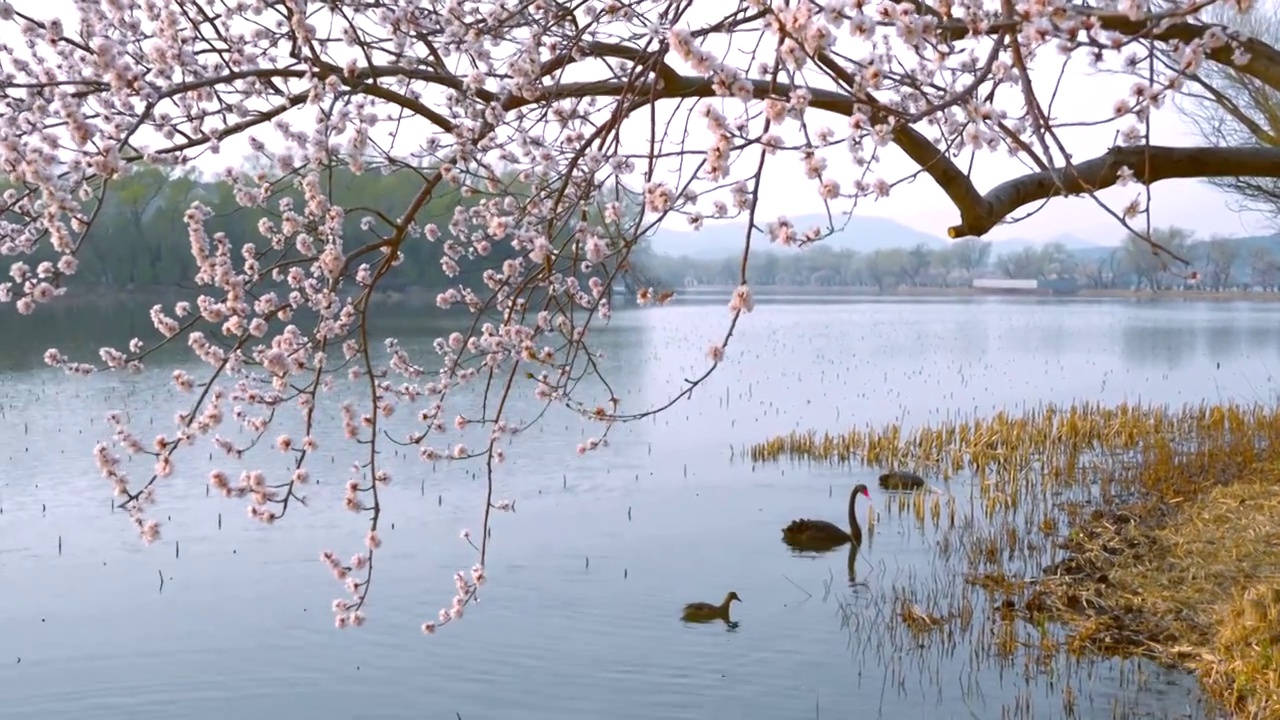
[
  {"left": 102, "top": 17, "right": 1280, "bottom": 245},
  {"left": 558, "top": 39, "right": 1280, "bottom": 242},
  {"left": 918, "top": 5, "right": 1280, "bottom": 94},
  {"left": 946, "top": 145, "right": 1280, "bottom": 238},
  {"left": 651, "top": 70, "right": 1280, "bottom": 239}
]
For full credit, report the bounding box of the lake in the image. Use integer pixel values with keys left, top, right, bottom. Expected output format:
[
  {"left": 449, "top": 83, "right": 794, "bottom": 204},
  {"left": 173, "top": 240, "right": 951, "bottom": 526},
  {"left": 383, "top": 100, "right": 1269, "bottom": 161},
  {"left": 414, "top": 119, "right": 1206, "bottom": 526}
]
[{"left": 2, "top": 294, "right": 1268, "bottom": 719}]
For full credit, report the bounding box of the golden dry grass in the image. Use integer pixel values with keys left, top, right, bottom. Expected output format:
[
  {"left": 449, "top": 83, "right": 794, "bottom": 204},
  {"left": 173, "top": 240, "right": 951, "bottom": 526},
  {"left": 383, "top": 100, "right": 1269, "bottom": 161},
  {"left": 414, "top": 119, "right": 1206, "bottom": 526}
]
[
  {"left": 749, "top": 401, "right": 1280, "bottom": 719},
  {"left": 1032, "top": 463, "right": 1280, "bottom": 719}
]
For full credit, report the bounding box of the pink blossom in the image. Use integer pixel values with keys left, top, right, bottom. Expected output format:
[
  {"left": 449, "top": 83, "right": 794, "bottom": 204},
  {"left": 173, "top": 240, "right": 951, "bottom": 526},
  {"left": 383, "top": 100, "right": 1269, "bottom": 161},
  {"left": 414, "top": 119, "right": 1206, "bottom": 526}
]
[
  {"left": 140, "top": 520, "right": 161, "bottom": 544},
  {"left": 0, "top": 0, "right": 1203, "bottom": 640},
  {"left": 728, "top": 284, "right": 755, "bottom": 314}
]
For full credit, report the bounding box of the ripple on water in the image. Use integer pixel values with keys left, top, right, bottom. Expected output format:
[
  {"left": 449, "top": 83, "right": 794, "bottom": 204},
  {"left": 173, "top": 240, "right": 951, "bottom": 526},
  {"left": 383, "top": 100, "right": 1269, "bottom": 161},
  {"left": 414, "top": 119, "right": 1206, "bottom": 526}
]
[{"left": 5, "top": 298, "right": 1274, "bottom": 719}]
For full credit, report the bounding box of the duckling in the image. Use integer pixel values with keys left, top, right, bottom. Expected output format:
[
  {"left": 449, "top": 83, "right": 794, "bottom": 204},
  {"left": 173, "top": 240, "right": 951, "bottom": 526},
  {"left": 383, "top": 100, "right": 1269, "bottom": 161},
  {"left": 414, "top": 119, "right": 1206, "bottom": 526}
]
[{"left": 681, "top": 591, "right": 741, "bottom": 625}]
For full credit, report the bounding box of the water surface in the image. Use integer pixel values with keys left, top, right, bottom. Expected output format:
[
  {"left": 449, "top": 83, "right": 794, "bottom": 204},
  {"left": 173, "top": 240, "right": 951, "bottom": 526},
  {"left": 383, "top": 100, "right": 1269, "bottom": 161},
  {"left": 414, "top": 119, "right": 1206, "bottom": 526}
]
[{"left": 2, "top": 296, "right": 1268, "bottom": 719}]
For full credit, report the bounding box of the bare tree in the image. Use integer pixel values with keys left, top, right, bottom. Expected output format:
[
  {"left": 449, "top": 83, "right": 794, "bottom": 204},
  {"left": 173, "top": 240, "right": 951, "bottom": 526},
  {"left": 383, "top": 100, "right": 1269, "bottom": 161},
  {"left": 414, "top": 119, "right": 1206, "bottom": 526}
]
[
  {"left": 1205, "top": 237, "right": 1243, "bottom": 289},
  {"left": 865, "top": 248, "right": 909, "bottom": 291},
  {"left": 996, "top": 247, "right": 1043, "bottom": 279},
  {"left": 901, "top": 243, "right": 933, "bottom": 285},
  {"left": 990, "top": 243, "right": 1073, "bottom": 280},
  {"left": 950, "top": 237, "right": 994, "bottom": 279},
  {"left": 1079, "top": 253, "right": 1118, "bottom": 289},
  {"left": 1126, "top": 226, "right": 1196, "bottom": 291},
  {"left": 1161, "top": 0, "right": 1280, "bottom": 222},
  {"left": 3, "top": 1, "right": 1280, "bottom": 633},
  {"left": 1037, "top": 243, "right": 1077, "bottom": 279},
  {"left": 930, "top": 245, "right": 960, "bottom": 286},
  {"left": 1250, "top": 245, "right": 1280, "bottom": 288}
]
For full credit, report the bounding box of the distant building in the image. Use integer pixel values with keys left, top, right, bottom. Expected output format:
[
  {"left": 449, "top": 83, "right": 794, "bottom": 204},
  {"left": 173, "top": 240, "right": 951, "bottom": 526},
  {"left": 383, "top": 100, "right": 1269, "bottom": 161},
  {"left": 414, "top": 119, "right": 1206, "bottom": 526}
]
[
  {"left": 972, "top": 278, "right": 1039, "bottom": 293},
  {"left": 971, "top": 277, "right": 1080, "bottom": 296}
]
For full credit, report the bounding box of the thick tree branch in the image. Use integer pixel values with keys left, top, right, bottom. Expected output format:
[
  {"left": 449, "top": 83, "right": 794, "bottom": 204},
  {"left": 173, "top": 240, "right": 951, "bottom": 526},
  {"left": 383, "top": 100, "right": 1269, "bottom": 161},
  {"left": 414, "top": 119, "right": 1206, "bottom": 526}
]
[
  {"left": 1085, "top": 10, "right": 1280, "bottom": 93},
  {"left": 541, "top": 35, "right": 1280, "bottom": 241},
  {"left": 325, "top": 62, "right": 1274, "bottom": 243},
  {"left": 1179, "top": 70, "right": 1276, "bottom": 145},
  {"left": 946, "top": 145, "right": 1280, "bottom": 238},
  {"left": 919, "top": 5, "right": 1280, "bottom": 93},
  {"left": 52, "top": 20, "right": 1280, "bottom": 248}
]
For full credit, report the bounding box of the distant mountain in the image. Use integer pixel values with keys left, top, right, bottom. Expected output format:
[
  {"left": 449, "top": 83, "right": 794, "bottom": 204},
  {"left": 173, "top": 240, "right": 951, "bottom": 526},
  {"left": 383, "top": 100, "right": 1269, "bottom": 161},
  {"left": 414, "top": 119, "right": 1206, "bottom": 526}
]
[
  {"left": 1067, "top": 232, "right": 1280, "bottom": 266},
  {"left": 644, "top": 213, "right": 948, "bottom": 259},
  {"left": 987, "top": 232, "right": 1114, "bottom": 257},
  {"left": 1231, "top": 233, "right": 1280, "bottom": 256},
  {"left": 641, "top": 213, "right": 1278, "bottom": 269},
  {"left": 644, "top": 214, "right": 1122, "bottom": 260}
]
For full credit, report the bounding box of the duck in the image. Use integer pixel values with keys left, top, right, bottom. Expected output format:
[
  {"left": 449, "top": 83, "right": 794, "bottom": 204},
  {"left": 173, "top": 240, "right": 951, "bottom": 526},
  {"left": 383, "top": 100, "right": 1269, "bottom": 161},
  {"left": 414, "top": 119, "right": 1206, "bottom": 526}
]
[
  {"left": 782, "top": 483, "right": 869, "bottom": 552},
  {"left": 878, "top": 471, "right": 926, "bottom": 491},
  {"left": 681, "top": 591, "right": 741, "bottom": 625}
]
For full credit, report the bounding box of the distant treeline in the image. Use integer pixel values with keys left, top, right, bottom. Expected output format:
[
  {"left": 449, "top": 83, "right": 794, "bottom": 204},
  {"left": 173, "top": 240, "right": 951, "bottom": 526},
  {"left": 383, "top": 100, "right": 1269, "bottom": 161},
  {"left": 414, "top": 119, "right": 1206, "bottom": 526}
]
[
  {"left": 641, "top": 229, "right": 1280, "bottom": 292},
  {"left": 0, "top": 162, "right": 643, "bottom": 296},
  {"left": 3, "top": 164, "right": 1275, "bottom": 296}
]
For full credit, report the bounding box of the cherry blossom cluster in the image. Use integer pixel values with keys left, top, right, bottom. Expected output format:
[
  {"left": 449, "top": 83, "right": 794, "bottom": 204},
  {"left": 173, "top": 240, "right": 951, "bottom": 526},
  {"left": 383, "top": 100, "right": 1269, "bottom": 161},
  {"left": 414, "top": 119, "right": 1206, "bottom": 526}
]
[{"left": 0, "top": 0, "right": 1260, "bottom": 632}]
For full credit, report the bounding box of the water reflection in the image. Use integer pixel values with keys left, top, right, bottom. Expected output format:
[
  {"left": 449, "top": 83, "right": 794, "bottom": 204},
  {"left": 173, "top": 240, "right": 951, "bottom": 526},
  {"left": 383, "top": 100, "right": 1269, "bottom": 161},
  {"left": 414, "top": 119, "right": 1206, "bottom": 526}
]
[
  {"left": 1195, "top": 304, "right": 1280, "bottom": 362},
  {"left": 0, "top": 303, "right": 162, "bottom": 371},
  {"left": 1116, "top": 305, "right": 1280, "bottom": 382},
  {"left": 1202, "top": 316, "right": 1246, "bottom": 359},
  {"left": 1120, "top": 321, "right": 1196, "bottom": 372},
  {"left": 780, "top": 495, "right": 867, "bottom": 592},
  {"left": 0, "top": 296, "right": 1266, "bottom": 720},
  {"left": 0, "top": 299, "right": 656, "bottom": 379}
]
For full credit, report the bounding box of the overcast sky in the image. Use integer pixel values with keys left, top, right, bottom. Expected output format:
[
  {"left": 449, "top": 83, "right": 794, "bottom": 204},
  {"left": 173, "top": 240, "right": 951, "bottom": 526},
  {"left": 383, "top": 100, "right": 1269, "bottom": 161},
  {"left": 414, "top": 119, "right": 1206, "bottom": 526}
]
[
  {"left": 7, "top": 1, "right": 1272, "bottom": 247},
  {"left": 642, "top": 3, "right": 1270, "bottom": 245}
]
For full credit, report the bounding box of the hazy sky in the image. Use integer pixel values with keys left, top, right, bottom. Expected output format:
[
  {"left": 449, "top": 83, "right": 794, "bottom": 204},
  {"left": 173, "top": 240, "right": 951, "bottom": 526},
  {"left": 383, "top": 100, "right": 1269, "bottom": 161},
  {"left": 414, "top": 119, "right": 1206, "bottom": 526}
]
[
  {"left": 675, "top": 103, "right": 1254, "bottom": 246},
  {"left": 8, "top": 1, "right": 1272, "bottom": 247},
  {"left": 735, "top": 121, "right": 1255, "bottom": 247},
  {"left": 644, "top": 3, "right": 1271, "bottom": 245}
]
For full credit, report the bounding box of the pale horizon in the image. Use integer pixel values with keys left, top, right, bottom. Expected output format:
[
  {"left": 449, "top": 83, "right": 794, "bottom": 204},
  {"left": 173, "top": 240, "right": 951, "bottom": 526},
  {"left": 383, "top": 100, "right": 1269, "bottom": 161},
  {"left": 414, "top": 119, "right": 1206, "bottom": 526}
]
[{"left": 652, "top": 176, "right": 1260, "bottom": 246}]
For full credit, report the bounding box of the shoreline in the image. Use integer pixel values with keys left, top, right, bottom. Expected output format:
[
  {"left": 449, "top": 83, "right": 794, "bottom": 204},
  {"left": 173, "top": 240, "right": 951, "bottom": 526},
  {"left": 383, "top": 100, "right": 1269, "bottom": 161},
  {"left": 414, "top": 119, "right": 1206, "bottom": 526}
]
[
  {"left": 1030, "top": 456, "right": 1280, "bottom": 718},
  {"left": 676, "top": 285, "right": 1280, "bottom": 303},
  {"left": 18, "top": 284, "right": 1280, "bottom": 310}
]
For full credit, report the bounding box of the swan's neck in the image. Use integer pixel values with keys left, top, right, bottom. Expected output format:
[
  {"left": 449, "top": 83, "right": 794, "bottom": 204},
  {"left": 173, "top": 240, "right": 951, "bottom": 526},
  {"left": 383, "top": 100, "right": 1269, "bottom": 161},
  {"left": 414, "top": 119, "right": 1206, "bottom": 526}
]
[
  {"left": 847, "top": 491, "right": 861, "bottom": 533},
  {"left": 720, "top": 595, "right": 735, "bottom": 611}
]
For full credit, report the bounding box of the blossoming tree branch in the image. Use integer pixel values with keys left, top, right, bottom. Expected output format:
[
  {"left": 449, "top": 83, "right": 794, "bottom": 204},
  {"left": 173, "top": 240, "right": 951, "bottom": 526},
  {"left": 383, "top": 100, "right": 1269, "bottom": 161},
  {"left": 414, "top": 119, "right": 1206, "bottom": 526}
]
[{"left": 1, "top": 0, "right": 1278, "bottom": 634}]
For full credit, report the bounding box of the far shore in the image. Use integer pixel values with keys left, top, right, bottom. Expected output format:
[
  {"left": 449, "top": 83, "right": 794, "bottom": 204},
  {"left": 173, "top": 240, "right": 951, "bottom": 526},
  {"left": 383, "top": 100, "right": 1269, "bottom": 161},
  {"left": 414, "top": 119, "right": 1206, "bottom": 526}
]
[
  {"left": 10, "top": 283, "right": 1280, "bottom": 314},
  {"left": 673, "top": 284, "right": 1280, "bottom": 303}
]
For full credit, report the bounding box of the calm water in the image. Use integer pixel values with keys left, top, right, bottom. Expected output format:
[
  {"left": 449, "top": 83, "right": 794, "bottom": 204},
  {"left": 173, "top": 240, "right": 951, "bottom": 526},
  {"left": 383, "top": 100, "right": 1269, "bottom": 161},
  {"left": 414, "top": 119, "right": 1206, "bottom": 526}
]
[{"left": 2, "top": 295, "right": 1273, "bottom": 720}]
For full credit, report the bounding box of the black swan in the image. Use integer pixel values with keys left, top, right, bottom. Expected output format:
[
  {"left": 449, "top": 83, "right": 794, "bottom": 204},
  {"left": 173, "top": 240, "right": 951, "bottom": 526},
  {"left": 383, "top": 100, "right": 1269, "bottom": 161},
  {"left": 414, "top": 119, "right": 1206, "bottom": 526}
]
[{"left": 781, "top": 483, "right": 869, "bottom": 551}]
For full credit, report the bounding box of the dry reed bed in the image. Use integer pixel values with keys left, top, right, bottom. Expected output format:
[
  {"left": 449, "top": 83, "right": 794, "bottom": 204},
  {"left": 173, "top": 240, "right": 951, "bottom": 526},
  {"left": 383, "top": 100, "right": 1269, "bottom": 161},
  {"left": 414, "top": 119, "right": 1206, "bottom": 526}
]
[{"left": 749, "top": 401, "right": 1280, "bottom": 719}]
